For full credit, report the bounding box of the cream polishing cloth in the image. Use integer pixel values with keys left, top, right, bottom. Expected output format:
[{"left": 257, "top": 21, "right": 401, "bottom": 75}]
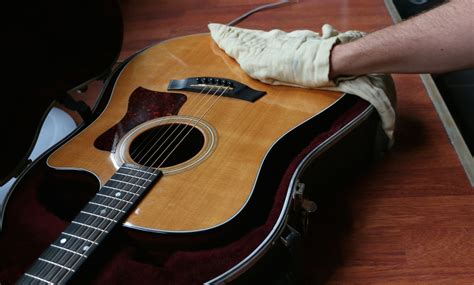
[{"left": 208, "top": 23, "right": 396, "bottom": 145}]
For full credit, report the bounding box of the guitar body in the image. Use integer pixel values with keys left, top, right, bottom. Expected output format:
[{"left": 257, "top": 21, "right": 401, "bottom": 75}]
[
  {"left": 48, "top": 34, "right": 342, "bottom": 233},
  {"left": 0, "top": 33, "right": 382, "bottom": 284}
]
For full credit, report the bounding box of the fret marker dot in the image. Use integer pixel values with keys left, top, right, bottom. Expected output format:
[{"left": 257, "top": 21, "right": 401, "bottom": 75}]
[
  {"left": 100, "top": 209, "right": 107, "bottom": 215},
  {"left": 83, "top": 245, "right": 90, "bottom": 251},
  {"left": 60, "top": 238, "right": 67, "bottom": 244},
  {"left": 115, "top": 192, "right": 121, "bottom": 197}
]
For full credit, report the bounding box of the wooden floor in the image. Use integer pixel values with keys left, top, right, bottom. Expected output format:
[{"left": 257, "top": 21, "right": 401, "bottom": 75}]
[{"left": 75, "top": 0, "right": 474, "bottom": 283}]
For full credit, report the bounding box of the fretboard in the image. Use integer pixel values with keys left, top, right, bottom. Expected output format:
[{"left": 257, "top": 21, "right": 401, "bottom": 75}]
[{"left": 17, "top": 164, "right": 161, "bottom": 285}]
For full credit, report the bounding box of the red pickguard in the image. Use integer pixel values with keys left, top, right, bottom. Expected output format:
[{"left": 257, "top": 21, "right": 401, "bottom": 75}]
[{"left": 94, "top": 87, "right": 187, "bottom": 151}]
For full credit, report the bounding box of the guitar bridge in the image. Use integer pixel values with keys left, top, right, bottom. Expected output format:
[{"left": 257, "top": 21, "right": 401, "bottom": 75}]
[{"left": 168, "top": 77, "right": 266, "bottom": 102}]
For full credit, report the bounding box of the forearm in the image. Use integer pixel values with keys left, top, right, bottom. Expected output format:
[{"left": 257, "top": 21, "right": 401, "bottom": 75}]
[{"left": 330, "top": 0, "right": 474, "bottom": 78}]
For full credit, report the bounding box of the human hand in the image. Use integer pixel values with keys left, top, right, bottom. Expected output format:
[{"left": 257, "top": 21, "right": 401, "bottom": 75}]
[
  {"left": 208, "top": 23, "right": 364, "bottom": 88},
  {"left": 209, "top": 23, "right": 396, "bottom": 145}
]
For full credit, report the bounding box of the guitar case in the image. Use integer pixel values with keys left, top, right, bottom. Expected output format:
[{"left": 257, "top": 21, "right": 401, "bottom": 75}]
[{"left": 0, "top": 1, "right": 390, "bottom": 284}]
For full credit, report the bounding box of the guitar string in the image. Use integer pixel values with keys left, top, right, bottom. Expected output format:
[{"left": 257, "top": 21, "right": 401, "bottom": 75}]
[
  {"left": 135, "top": 85, "right": 225, "bottom": 170},
  {"left": 128, "top": 85, "right": 218, "bottom": 169},
  {"left": 34, "top": 85, "right": 218, "bottom": 282},
  {"left": 122, "top": 84, "right": 216, "bottom": 170},
  {"left": 119, "top": 0, "right": 290, "bottom": 167},
  {"left": 36, "top": 85, "right": 220, "bottom": 282},
  {"left": 34, "top": 82, "right": 218, "bottom": 278},
  {"left": 155, "top": 86, "right": 227, "bottom": 169},
  {"left": 28, "top": 0, "right": 293, "bottom": 280},
  {"left": 47, "top": 86, "right": 229, "bottom": 284},
  {"left": 55, "top": 86, "right": 229, "bottom": 284}
]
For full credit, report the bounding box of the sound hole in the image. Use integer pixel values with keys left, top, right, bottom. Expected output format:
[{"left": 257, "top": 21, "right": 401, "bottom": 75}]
[{"left": 129, "top": 124, "right": 205, "bottom": 168}]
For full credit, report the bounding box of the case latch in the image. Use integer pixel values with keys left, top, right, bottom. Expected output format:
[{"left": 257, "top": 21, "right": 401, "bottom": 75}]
[
  {"left": 280, "top": 224, "right": 301, "bottom": 249},
  {"left": 293, "top": 181, "right": 318, "bottom": 233}
]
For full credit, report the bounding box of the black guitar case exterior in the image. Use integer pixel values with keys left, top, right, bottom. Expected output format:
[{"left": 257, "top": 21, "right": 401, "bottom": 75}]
[
  {"left": 0, "top": 1, "right": 390, "bottom": 284},
  {"left": 1, "top": 0, "right": 123, "bottom": 185}
]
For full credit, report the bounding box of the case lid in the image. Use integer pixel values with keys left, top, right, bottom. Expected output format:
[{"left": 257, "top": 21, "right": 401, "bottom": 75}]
[{"left": 2, "top": 0, "right": 123, "bottom": 184}]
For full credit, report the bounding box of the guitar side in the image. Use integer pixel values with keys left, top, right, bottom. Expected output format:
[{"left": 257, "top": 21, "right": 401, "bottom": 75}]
[{"left": 47, "top": 34, "right": 343, "bottom": 233}]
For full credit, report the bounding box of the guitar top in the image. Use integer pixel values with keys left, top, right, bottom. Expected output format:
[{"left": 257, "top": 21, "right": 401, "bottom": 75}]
[{"left": 47, "top": 33, "right": 342, "bottom": 233}]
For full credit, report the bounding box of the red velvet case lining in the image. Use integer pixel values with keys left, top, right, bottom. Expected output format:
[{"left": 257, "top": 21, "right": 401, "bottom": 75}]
[{"left": 0, "top": 99, "right": 369, "bottom": 285}]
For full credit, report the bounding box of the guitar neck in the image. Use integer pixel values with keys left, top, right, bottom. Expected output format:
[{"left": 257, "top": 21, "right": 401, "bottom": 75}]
[{"left": 17, "top": 164, "right": 161, "bottom": 285}]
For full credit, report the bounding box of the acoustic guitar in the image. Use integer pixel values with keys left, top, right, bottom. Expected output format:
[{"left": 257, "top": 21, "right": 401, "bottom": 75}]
[{"left": 10, "top": 33, "right": 343, "bottom": 284}]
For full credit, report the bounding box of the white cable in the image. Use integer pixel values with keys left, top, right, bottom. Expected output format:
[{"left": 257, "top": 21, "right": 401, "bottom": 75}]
[{"left": 226, "top": 0, "right": 292, "bottom": 27}]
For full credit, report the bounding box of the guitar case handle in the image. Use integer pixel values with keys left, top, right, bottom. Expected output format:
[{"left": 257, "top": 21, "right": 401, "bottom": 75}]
[{"left": 59, "top": 92, "right": 93, "bottom": 124}]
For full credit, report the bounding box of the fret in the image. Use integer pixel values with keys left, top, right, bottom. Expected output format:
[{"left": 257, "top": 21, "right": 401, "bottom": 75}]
[
  {"left": 22, "top": 273, "right": 53, "bottom": 284},
  {"left": 25, "top": 261, "right": 57, "bottom": 284},
  {"left": 99, "top": 186, "right": 140, "bottom": 202},
  {"left": 88, "top": 201, "right": 126, "bottom": 213},
  {"left": 27, "top": 257, "right": 77, "bottom": 285},
  {"left": 80, "top": 210, "right": 118, "bottom": 223},
  {"left": 61, "top": 232, "right": 98, "bottom": 245},
  {"left": 38, "top": 258, "right": 75, "bottom": 272},
  {"left": 82, "top": 202, "right": 123, "bottom": 220},
  {"left": 120, "top": 165, "right": 158, "bottom": 177},
  {"left": 100, "top": 186, "right": 138, "bottom": 201},
  {"left": 96, "top": 193, "right": 134, "bottom": 205},
  {"left": 72, "top": 221, "right": 109, "bottom": 233},
  {"left": 114, "top": 172, "right": 153, "bottom": 182},
  {"left": 41, "top": 244, "right": 84, "bottom": 273},
  {"left": 63, "top": 225, "right": 102, "bottom": 248},
  {"left": 102, "top": 185, "right": 140, "bottom": 196},
  {"left": 59, "top": 231, "right": 102, "bottom": 257},
  {"left": 90, "top": 194, "right": 131, "bottom": 212},
  {"left": 61, "top": 218, "right": 110, "bottom": 246},
  {"left": 74, "top": 212, "right": 114, "bottom": 230},
  {"left": 34, "top": 258, "right": 74, "bottom": 285},
  {"left": 51, "top": 244, "right": 87, "bottom": 258},
  {"left": 108, "top": 178, "right": 147, "bottom": 188}
]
